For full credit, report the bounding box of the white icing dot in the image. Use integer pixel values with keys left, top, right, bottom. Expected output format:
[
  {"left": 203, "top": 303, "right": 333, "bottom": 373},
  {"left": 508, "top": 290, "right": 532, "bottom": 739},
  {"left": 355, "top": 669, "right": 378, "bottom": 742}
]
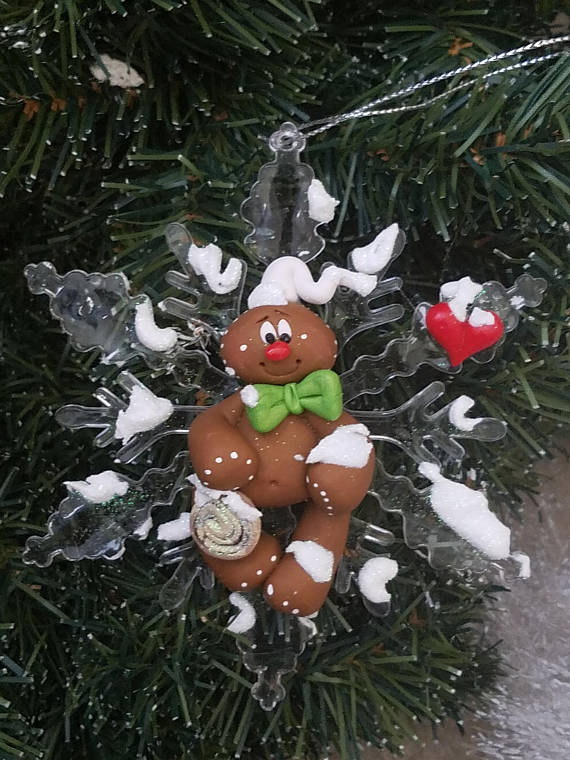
[
  {"left": 203, "top": 481, "right": 210, "bottom": 486},
  {"left": 248, "top": 474, "right": 254, "bottom": 481},
  {"left": 320, "top": 490, "right": 327, "bottom": 496},
  {"left": 230, "top": 451, "right": 239, "bottom": 459},
  {"left": 225, "top": 366, "right": 236, "bottom": 376},
  {"left": 313, "top": 482, "right": 319, "bottom": 488},
  {"left": 267, "top": 584, "right": 274, "bottom": 596},
  {"left": 270, "top": 555, "right": 277, "bottom": 562},
  {"left": 240, "top": 344, "right": 248, "bottom": 352},
  {"left": 204, "top": 469, "right": 212, "bottom": 475},
  {"left": 293, "top": 453, "right": 305, "bottom": 461},
  {"left": 246, "top": 458, "right": 253, "bottom": 465},
  {"left": 220, "top": 343, "right": 224, "bottom": 349},
  {"left": 324, "top": 497, "right": 330, "bottom": 503},
  {"left": 215, "top": 457, "right": 223, "bottom": 463},
  {"left": 300, "top": 333, "right": 308, "bottom": 340},
  {"left": 241, "top": 582, "right": 248, "bottom": 588},
  {"left": 282, "top": 601, "right": 289, "bottom": 607},
  {"left": 256, "top": 569, "right": 263, "bottom": 576},
  {"left": 292, "top": 608, "right": 300, "bottom": 614}
]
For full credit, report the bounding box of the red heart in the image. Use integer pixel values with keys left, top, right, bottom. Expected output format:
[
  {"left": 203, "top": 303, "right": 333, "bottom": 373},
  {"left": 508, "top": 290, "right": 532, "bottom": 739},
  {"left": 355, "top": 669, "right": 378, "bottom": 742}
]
[{"left": 426, "top": 302, "right": 504, "bottom": 366}]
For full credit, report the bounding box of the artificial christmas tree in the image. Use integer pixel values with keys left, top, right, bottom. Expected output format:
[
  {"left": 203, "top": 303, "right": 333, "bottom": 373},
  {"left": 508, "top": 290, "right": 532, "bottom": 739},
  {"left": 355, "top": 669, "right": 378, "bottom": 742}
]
[{"left": 1, "top": 2, "right": 568, "bottom": 759}]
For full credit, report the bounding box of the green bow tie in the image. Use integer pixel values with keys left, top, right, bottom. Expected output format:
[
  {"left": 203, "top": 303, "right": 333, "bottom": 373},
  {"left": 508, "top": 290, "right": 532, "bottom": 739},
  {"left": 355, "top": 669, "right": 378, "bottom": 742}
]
[{"left": 245, "top": 369, "right": 343, "bottom": 433}]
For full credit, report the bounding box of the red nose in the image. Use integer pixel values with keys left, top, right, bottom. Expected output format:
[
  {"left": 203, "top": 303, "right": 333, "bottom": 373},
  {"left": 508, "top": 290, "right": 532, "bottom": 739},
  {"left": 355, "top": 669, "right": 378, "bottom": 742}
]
[{"left": 265, "top": 341, "right": 291, "bottom": 361}]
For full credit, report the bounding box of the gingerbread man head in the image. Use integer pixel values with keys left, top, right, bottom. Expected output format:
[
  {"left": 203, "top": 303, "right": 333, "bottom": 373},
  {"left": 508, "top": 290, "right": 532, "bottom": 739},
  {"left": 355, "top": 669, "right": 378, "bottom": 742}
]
[
  {"left": 220, "top": 256, "right": 378, "bottom": 383},
  {"left": 221, "top": 302, "right": 337, "bottom": 384}
]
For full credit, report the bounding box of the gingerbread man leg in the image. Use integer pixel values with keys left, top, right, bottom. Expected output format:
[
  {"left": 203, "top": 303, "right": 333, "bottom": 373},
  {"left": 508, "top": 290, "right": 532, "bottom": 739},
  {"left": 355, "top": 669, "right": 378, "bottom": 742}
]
[
  {"left": 263, "top": 454, "right": 375, "bottom": 616},
  {"left": 200, "top": 532, "right": 282, "bottom": 592}
]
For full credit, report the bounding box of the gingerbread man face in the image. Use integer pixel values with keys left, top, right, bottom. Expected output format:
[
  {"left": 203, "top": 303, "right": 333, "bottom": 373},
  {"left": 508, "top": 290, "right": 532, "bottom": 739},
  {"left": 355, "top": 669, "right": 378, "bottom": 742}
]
[{"left": 220, "top": 302, "right": 337, "bottom": 384}]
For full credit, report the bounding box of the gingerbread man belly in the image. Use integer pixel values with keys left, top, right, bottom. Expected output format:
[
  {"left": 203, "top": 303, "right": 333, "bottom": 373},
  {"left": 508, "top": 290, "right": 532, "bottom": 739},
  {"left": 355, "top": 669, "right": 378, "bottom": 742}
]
[{"left": 237, "top": 413, "right": 317, "bottom": 508}]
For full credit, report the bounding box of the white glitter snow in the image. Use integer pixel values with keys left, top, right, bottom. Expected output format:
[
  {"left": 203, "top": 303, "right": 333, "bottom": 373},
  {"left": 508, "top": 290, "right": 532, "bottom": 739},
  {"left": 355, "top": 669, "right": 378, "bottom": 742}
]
[
  {"left": 307, "top": 179, "right": 339, "bottom": 223},
  {"left": 511, "top": 551, "right": 531, "bottom": 579},
  {"left": 306, "top": 424, "right": 372, "bottom": 469},
  {"left": 227, "top": 593, "right": 256, "bottom": 633},
  {"left": 90, "top": 54, "right": 144, "bottom": 88},
  {"left": 440, "top": 276, "right": 483, "bottom": 321},
  {"left": 133, "top": 516, "right": 153, "bottom": 539},
  {"left": 114, "top": 385, "right": 173, "bottom": 444},
  {"left": 65, "top": 471, "right": 129, "bottom": 503},
  {"left": 468, "top": 307, "right": 496, "bottom": 327},
  {"left": 298, "top": 615, "right": 318, "bottom": 637},
  {"left": 134, "top": 299, "right": 177, "bottom": 352},
  {"left": 419, "top": 462, "right": 511, "bottom": 560},
  {"left": 240, "top": 385, "right": 259, "bottom": 408},
  {"left": 358, "top": 557, "right": 398, "bottom": 603},
  {"left": 188, "top": 242, "right": 242, "bottom": 294},
  {"left": 189, "top": 475, "right": 261, "bottom": 522},
  {"left": 286, "top": 540, "right": 333, "bottom": 583},
  {"left": 247, "top": 257, "right": 376, "bottom": 308},
  {"left": 448, "top": 396, "right": 483, "bottom": 431},
  {"left": 157, "top": 513, "right": 191, "bottom": 541},
  {"left": 350, "top": 223, "right": 401, "bottom": 274}
]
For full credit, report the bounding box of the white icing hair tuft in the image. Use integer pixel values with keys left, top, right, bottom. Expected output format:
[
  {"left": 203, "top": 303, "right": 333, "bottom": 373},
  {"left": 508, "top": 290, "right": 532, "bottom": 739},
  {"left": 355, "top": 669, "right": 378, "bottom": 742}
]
[{"left": 247, "top": 257, "right": 376, "bottom": 308}]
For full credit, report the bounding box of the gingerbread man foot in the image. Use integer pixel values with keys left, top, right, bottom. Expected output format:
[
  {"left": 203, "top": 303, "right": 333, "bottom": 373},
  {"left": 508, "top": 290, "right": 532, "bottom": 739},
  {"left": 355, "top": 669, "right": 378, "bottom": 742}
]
[
  {"left": 262, "top": 503, "right": 353, "bottom": 616},
  {"left": 202, "top": 532, "right": 282, "bottom": 592},
  {"left": 263, "top": 546, "right": 334, "bottom": 616}
]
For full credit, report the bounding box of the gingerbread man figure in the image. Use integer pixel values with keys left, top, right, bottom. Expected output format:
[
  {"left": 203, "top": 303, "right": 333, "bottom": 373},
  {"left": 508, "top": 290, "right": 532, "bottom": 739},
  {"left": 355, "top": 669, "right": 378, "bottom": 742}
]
[{"left": 188, "top": 257, "right": 377, "bottom": 616}]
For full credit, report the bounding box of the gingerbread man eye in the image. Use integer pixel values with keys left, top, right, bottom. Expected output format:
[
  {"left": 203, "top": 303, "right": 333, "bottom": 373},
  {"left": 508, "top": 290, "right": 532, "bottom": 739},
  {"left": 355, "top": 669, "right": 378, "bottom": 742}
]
[
  {"left": 259, "top": 321, "right": 277, "bottom": 344},
  {"left": 277, "top": 318, "right": 292, "bottom": 343}
]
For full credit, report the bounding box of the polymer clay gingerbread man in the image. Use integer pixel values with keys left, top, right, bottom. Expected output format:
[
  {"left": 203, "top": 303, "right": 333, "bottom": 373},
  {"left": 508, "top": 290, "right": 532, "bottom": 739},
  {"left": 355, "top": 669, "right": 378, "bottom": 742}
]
[{"left": 188, "top": 257, "right": 377, "bottom": 616}]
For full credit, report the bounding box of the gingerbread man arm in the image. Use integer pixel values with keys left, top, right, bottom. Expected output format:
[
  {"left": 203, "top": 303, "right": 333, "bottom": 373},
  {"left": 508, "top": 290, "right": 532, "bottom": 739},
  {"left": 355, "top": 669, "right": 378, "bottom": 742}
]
[{"left": 188, "top": 392, "right": 258, "bottom": 490}]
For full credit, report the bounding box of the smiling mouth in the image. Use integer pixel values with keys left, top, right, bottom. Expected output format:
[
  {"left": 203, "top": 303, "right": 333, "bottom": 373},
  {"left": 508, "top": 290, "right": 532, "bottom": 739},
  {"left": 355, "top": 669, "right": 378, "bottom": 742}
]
[{"left": 259, "top": 359, "right": 302, "bottom": 377}]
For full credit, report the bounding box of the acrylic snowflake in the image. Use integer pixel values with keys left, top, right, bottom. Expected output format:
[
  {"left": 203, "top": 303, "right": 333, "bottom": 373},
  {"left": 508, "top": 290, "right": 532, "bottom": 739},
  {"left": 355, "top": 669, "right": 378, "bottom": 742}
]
[{"left": 22, "top": 122, "right": 545, "bottom": 710}]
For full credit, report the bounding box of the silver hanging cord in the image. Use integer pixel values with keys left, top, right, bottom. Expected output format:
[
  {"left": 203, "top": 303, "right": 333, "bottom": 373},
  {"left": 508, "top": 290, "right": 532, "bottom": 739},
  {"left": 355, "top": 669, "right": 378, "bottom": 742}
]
[{"left": 300, "top": 35, "right": 569, "bottom": 137}]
